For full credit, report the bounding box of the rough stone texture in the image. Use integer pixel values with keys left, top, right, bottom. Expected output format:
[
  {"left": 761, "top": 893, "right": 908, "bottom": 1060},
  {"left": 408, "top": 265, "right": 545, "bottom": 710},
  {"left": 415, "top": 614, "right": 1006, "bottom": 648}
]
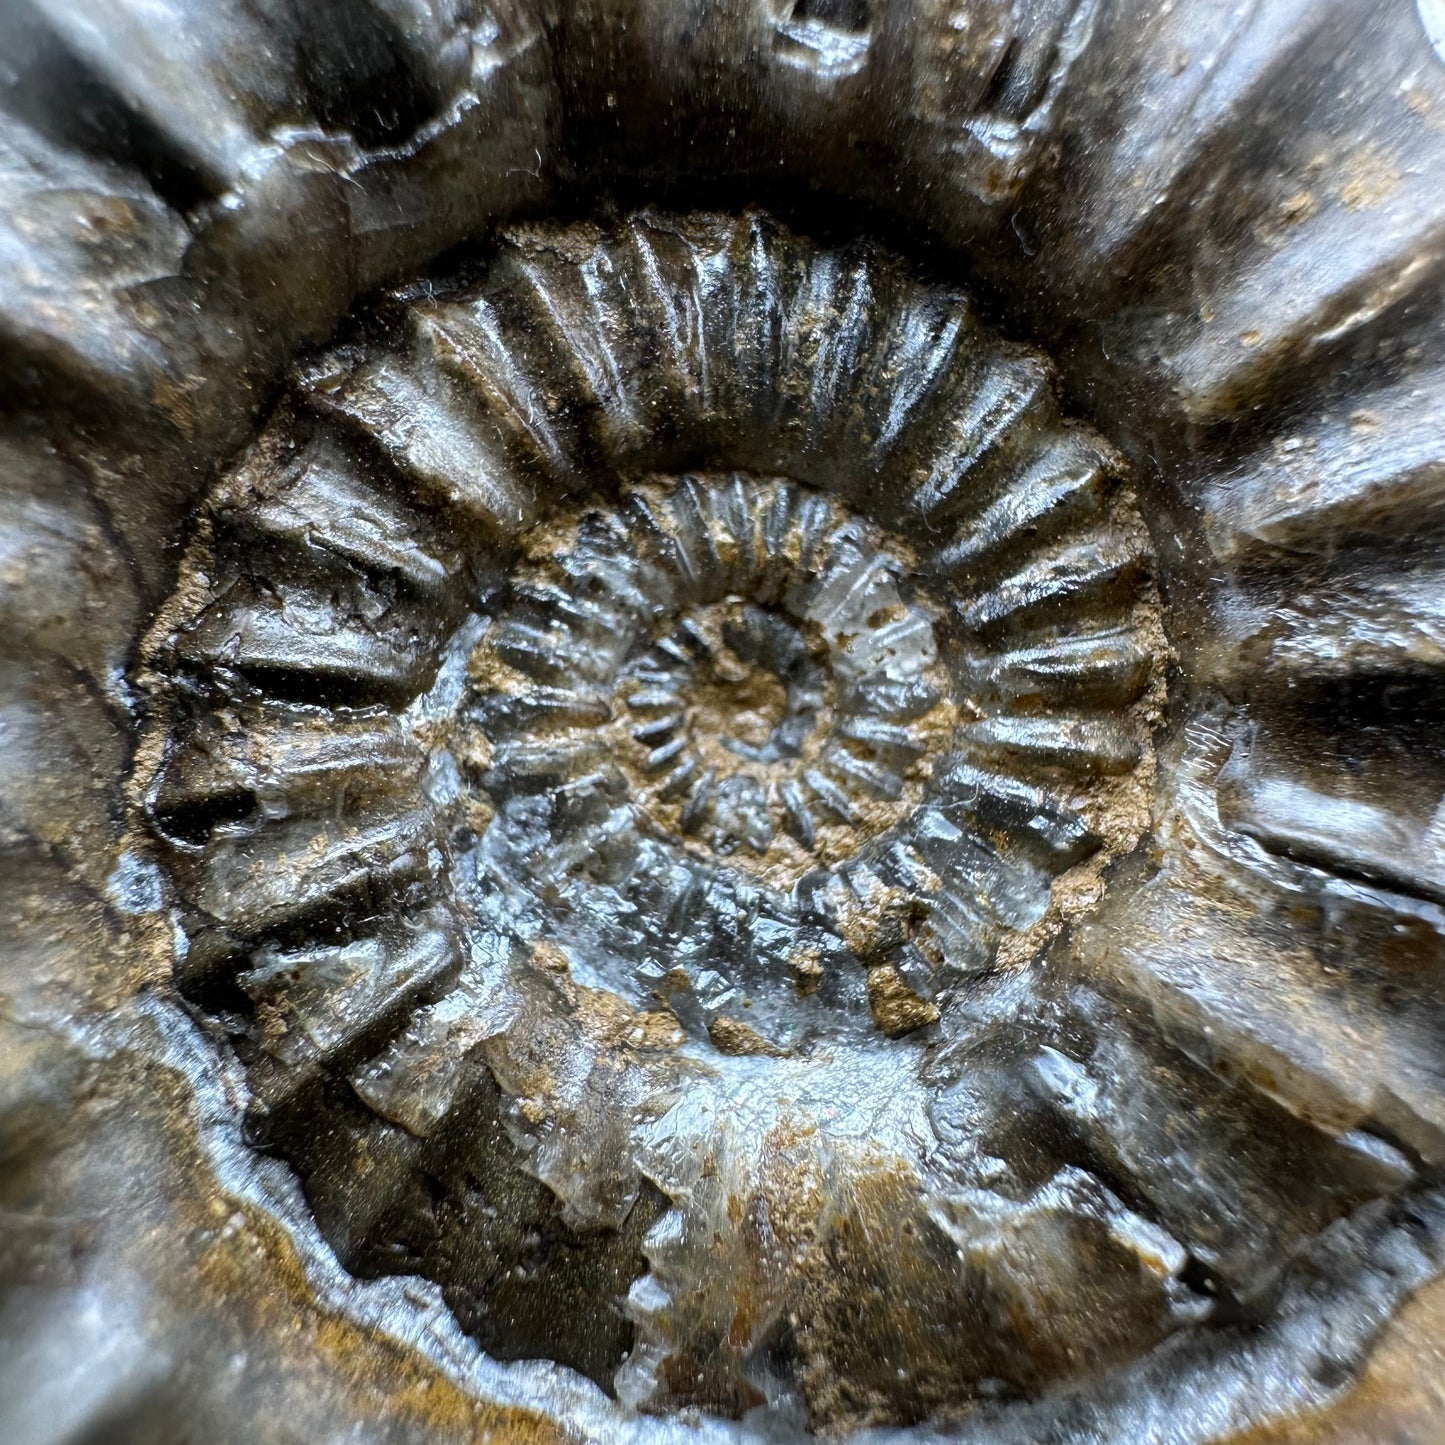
[{"left": 1, "top": 0, "right": 1444, "bottom": 1441}]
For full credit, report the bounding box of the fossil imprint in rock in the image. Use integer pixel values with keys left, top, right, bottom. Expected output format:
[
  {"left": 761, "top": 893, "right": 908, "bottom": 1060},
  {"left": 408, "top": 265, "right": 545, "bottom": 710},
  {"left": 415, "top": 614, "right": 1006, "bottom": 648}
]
[
  {"left": 5, "top": 1, "right": 1445, "bottom": 1442},
  {"left": 134, "top": 212, "right": 1412, "bottom": 1431},
  {"left": 138, "top": 215, "right": 1175, "bottom": 1425}
]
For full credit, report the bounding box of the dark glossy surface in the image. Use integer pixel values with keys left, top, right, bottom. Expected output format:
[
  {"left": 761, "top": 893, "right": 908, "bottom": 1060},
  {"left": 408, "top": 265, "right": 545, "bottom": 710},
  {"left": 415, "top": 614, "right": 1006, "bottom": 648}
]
[{"left": 2, "top": 2, "right": 1444, "bottom": 1442}]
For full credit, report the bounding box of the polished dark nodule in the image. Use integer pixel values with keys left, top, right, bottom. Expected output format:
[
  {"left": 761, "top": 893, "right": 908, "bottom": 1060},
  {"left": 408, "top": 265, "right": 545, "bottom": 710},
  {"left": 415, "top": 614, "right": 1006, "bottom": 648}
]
[{"left": 3, "top": 3, "right": 1445, "bottom": 1443}]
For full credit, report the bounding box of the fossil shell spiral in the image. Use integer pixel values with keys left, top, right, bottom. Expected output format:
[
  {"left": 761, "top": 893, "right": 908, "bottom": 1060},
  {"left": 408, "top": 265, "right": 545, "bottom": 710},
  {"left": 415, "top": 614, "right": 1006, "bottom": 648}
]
[
  {"left": 139, "top": 213, "right": 1178, "bottom": 1427},
  {"left": 2, "top": 2, "right": 1445, "bottom": 1443}
]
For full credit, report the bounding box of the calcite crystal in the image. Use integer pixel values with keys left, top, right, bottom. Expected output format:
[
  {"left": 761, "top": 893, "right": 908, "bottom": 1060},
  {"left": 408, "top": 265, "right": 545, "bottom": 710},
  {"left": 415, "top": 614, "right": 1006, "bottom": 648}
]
[{"left": 2, "top": 3, "right": 1444, "bottom": 1443}]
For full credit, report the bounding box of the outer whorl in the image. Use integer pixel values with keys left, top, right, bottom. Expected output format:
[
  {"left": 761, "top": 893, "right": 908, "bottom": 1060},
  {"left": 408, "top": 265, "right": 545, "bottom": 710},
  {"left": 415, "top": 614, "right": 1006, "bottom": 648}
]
[{"left": 4, "top": 4, "right": 1445, "bottom": 1443}]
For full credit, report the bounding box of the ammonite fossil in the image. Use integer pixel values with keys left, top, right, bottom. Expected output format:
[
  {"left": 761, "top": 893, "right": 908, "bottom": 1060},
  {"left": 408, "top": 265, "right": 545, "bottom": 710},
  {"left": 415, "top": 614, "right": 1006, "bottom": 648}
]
[{"left": 3, "top": 3, "right": 1445, "bottom": 1444}]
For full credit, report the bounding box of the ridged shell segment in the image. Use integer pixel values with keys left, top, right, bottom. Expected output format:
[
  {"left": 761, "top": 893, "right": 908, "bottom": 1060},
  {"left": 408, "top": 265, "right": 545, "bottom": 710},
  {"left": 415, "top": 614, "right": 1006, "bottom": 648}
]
[{"left": 134, "top": 210, "right": 1416, "bottom": 1433}]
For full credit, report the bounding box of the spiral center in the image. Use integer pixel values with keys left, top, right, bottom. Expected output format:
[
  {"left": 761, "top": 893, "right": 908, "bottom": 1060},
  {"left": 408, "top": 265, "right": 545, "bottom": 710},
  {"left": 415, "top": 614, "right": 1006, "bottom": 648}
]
[
  {"left": 688, "top": 604, "right": 822, "bottom": 764},
  {"left": 623, "top": 600, "right": 838, "bottom": 857}
]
